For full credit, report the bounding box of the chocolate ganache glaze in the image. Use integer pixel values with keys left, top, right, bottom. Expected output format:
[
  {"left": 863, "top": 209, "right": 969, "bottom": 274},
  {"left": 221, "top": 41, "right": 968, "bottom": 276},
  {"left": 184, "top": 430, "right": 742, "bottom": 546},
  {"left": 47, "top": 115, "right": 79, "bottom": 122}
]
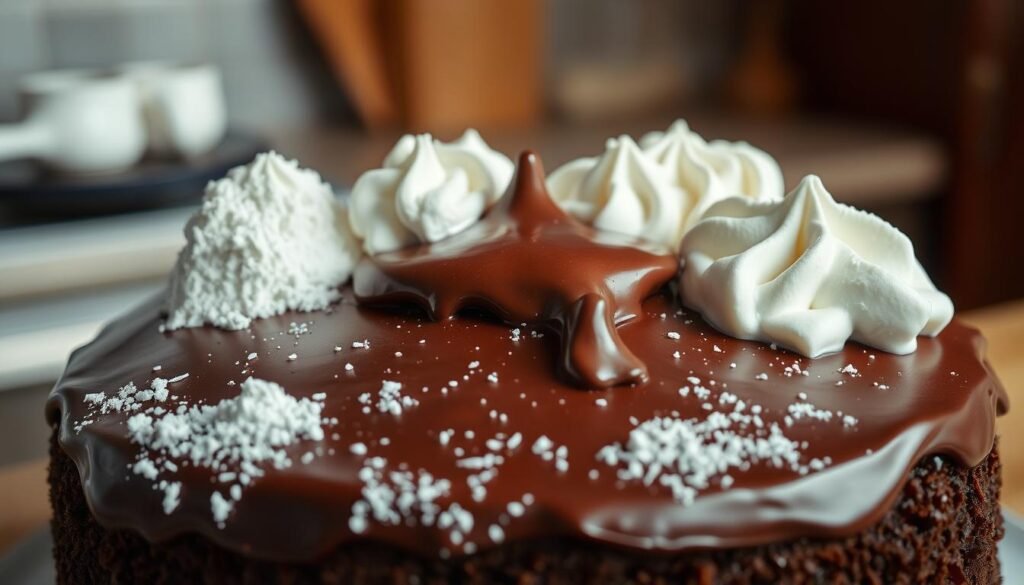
[
  {"left": 48, "top": 293, "right": 1006, "bottom": 562},
  {"left": 47, "top": 151, "right": 1007, "bottom": 563},
  {"left": 353, "top": 151, "right": 677, "bottom": 388}
]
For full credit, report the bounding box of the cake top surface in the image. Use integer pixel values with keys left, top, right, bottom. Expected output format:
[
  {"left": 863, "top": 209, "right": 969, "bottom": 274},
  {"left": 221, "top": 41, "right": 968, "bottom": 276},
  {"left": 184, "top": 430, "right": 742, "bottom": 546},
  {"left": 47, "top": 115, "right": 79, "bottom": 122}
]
[
  {"left": 49, "top": 289, "right": 1005, "bottom": 560},
  {"left": 47, "top": 122, "right": 1006, "bottom": 561}
]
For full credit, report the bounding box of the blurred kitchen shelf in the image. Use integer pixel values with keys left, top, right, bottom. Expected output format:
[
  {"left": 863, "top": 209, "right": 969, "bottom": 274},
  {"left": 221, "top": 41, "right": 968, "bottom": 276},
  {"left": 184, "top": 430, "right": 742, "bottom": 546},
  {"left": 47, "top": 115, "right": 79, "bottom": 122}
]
[
  {"left": 0, "top": 282, "right": 164, "bottom": 392},
  {"left": 0, "top": 113, "right": 947, "bottom": 393},
  {"left": 0, "top": 207, "right": 190, "bottom": 302},
  {"left": 0, "top": 208, "right": 187, "bottom": 390},
  {"left": 271, "top": 112, "right": 948, "bottom": 206},
  {"left": 0, "top": 112, "right": 946, "bottom": 305}
]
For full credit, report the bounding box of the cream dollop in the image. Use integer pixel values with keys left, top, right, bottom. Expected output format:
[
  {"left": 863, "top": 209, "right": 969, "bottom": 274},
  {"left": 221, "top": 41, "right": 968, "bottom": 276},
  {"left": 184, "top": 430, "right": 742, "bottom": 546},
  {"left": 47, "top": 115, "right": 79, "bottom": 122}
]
[
  {"left": 166, "top": 152, "right": 360, "bottom": 330},
  {"left": 546, "top": 135, "right": 690, "bottom": 247},
  {"left": 349, "top": 130, "right": 514, "bottom": 254},
  {"left": 641, "top": 119, "right": 785, "bottom": 232},
  {"left": 679, "top": 175, "right": 953, "bottom": 357}
]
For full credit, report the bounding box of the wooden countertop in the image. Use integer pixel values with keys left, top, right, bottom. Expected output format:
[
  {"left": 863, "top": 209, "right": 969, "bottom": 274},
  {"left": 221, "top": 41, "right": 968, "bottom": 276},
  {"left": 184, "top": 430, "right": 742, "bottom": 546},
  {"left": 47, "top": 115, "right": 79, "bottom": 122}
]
[{"left": 1, "top": 301, "right": 1020, "bottom": 556}]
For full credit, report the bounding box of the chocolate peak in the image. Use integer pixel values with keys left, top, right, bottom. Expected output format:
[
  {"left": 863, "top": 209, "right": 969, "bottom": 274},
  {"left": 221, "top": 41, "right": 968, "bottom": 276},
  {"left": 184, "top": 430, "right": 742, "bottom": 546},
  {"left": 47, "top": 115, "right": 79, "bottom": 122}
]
[
  {"left": 352, "top": 151, "right": 678, "bottom": 388},
  {"left": 492, "top": 151, "right": 566, "bottom": 233}
]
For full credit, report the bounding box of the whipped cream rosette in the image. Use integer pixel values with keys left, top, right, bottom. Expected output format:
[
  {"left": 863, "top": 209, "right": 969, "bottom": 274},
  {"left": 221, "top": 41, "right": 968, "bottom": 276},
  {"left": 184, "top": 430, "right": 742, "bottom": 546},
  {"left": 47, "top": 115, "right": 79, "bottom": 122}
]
[
  {"left": 640, "top": 120, "right": 784, "bottom": 200},
  {"left": 349, "top": 130, "right": 514, "bottom": 254},
  {"left": 546, "top": 135, "right": 690, "bottom": 247},
  {"left": 547, "top": 120, "right": 783, "bottom": 249},
  {"left": 640, "top": 119, "right": 784, "bottom": 233},
  {"left": 679, "top": 174, "right": 953, "bottom": 357}
]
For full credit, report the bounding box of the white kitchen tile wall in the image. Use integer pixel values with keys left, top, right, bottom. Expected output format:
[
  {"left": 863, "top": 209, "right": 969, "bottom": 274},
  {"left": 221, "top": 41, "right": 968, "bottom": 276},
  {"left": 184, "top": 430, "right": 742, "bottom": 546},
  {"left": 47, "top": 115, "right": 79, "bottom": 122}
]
[
  {"left": 0, "top": 0, "right": 342, "bottom": 130},
  {"left": 0, "top": 5, "right": 47, "bottom": 71},
  {"left": 46, "top": 7, "right": 126, "bottom": 68},
  {"left": 0, "top": 0, "right": 740, "bottom": 129},
  {"left": 119, "top": 2, "right": 209, "bottom": 63}
]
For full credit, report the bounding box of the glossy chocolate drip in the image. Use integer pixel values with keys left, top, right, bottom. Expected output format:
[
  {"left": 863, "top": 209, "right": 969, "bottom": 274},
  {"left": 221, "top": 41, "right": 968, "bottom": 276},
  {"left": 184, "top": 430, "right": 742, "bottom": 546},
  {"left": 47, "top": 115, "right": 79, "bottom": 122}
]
[
  {"left": 353, "top": 151, "right": 678, "bottom": 388},
  {"left": 47, "top": 289, "right": 1006, "bottom": 562}
]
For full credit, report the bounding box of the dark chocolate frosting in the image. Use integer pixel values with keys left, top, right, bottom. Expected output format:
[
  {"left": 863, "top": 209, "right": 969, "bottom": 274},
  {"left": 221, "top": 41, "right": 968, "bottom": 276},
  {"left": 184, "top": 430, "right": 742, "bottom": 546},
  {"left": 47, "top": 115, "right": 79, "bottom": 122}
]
[
  {"left": 47, "top": 290, "right": 1006, "bottom": 561},
  {"left": 354, "top": 152, "right": 677, "bottom": 388}
]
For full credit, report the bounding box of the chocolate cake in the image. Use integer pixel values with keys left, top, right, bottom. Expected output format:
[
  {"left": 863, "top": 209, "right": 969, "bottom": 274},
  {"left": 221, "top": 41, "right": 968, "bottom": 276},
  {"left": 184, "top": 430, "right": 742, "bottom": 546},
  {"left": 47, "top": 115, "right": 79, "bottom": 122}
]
[{"left": 47, "top": 124, "right": 1008, "bottom": 584}]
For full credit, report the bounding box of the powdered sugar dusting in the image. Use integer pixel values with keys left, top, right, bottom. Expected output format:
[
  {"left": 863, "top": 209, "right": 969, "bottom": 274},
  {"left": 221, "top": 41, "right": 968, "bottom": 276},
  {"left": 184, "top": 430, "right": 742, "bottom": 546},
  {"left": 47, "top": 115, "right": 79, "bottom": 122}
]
[
  {"left": 80, "top": 376, "right": 329, "bottom": 526},
  {"left": 597, "top": 375, "right": 849, "bottom": 506},
  {"left": 358, "top": 380, "right": 418, "bottom": 415},
  {"left": 348, "top": 456, "right": 456, "bottom": 537},
  {"left": 598, "top": 413, "right": 801, "bottom": 505}
]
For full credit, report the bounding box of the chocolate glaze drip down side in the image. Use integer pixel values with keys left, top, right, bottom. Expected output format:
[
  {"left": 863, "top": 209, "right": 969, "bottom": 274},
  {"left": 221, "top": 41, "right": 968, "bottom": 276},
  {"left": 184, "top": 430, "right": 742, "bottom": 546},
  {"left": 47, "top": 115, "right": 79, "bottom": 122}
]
[
  {"left": 47, "top": 290, "right": 1007, "bottom": 562},
  {"left": 353, "top": 151, "right": 678, "bottom": 388}
]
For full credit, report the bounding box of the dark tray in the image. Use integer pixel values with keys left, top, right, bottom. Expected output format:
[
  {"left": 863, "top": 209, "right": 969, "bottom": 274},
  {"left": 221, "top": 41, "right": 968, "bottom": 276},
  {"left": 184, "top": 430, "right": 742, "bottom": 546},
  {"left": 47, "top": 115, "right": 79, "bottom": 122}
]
[{"left": 0, "top": 132, "right": 267, "bottom": 218}]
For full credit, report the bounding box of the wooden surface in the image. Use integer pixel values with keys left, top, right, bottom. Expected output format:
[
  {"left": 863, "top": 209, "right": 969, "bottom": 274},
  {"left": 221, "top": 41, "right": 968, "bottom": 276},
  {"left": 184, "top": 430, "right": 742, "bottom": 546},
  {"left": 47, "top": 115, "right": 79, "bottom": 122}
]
[
  {"left": 962, "top": 300, "right": 1024, "bottom": 512},
  {"left": 296, "top": 0, "right": 400, "bottom": 129},
  {"left": 1, "top": 301, "right": 1020, "bottom": 556},
  {"left": 393, "top": 0, "right": 543, "bottom": 132},
  {"left": 0, "top": 458, "right": 48, "bottom": 554},
  {"left": 272, "top": 115, "right": 947, "bottom": 206}
]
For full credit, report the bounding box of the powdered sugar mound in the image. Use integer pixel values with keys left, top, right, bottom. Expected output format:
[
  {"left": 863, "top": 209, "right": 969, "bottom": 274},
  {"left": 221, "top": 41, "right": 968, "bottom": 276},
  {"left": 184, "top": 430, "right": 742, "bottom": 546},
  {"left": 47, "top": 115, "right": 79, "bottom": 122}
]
[
  {"left": 83, "top": 376, "right": 329, "bottom": 526},
  {"left": 165, "top": 152, "right": 361, "bottom": 330}
]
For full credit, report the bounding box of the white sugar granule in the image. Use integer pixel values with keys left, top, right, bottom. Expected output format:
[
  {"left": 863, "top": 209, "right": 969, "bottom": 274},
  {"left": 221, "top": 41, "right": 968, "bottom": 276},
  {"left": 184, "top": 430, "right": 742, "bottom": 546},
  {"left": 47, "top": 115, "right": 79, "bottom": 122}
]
[
  {"left": 358, "top": 380, "right": 418, "bottom": 415},
  {"left": 488, "top": 524, "right": 505, "bottom": 543},
  {"left": 211, "top": 492, "right": 234, "bottom": 526},
  {"left": 531, "top": 435, "right": 569, "bottom": 472},
  {"left": 162, "top": 481, "right": 182, "bottom": 514},
  {"left": 165, "top": 152, "right": 361, "bottom": 330},
  {"left": 786, "top": 403, "right": 830, "bottom": 424},
  {"left": 839, "top": 364, "right": 860, "bottom": 376}
]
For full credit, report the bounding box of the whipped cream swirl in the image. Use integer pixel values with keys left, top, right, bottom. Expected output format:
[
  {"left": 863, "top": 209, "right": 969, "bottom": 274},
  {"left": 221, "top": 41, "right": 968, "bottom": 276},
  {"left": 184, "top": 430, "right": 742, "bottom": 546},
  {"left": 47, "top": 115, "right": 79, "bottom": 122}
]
[
  {"left": 641, "top": 119, "right": 784, "bottom": 232},
  {"left": 679, "top": 175, "right": 953, "bottom": 357},
  {"left": 166, "top": 152, "right": 360, "bottom": 330},
  {"left": 546, "top": 135, "right": 690, "bottom": 247},
  {"left": 547, "top": 120, "right": 783, "bottom": 248},
  {"left": 349, "top": 130, "right": 513, "bottom": 254}
]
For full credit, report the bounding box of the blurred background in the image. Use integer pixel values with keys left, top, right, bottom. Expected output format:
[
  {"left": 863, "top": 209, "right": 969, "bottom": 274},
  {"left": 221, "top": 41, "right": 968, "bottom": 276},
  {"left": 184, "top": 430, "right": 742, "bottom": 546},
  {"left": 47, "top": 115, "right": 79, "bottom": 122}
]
[{"left": 0, "top": 0, "right": 1023, "bottom": 566}]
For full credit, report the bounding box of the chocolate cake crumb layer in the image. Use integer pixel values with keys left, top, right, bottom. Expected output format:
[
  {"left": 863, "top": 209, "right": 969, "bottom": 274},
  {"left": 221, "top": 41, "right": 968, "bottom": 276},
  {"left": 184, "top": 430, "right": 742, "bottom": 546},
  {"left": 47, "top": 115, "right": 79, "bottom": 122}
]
[{"left": 49, "top": 430, "right": 1004, "bottom": 584}]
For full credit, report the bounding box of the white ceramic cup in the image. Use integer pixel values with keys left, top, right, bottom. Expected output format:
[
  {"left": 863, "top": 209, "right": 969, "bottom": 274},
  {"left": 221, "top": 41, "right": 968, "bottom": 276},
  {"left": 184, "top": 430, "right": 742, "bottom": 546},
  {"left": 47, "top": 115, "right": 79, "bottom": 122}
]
[
  {"left": 0, "top": 69, "right": 147, "bottom": 173},
  {"left": 119, "top": 61, "right": 228, "bottom": 159}
]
